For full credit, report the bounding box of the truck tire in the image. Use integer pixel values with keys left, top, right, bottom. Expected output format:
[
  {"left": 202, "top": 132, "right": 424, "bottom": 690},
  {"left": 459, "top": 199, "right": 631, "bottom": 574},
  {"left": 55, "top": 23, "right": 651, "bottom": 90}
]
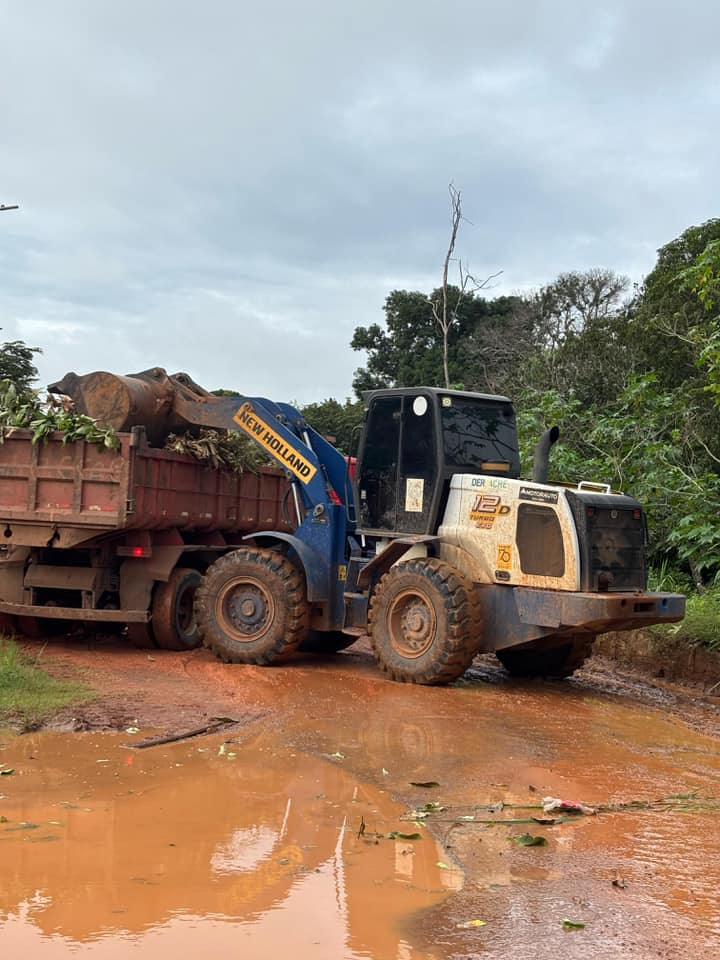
[
  {"left": 300, "top": 630, "right": 356, "bottom": 654},
  {"left": 496, "top": 637, "right": 594, "bottom": 679},
  {"left": 152, "top": 568, "right": 203, "bottom": 651},
  {"left": 195, "top": 548, "right": 309, "bottom": 665},
  {"left": 0, "top": 614, "right": 18, "bottom": 636},
  {"left": 369, "top": 558, "right": 481, "bottom": 685}
]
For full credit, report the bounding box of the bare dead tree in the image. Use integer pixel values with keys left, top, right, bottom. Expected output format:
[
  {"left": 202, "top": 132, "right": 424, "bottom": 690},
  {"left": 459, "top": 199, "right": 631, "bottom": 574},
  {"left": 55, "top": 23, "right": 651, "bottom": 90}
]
[{"left": 429, "top": 183, "right": 502, "bottom": 389}]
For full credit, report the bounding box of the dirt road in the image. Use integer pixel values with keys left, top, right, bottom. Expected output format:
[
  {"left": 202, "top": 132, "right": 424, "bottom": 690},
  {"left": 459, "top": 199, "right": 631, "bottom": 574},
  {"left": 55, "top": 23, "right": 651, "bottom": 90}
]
[{"left": 2, "top": 636, "right": 720, "bottom": 959}]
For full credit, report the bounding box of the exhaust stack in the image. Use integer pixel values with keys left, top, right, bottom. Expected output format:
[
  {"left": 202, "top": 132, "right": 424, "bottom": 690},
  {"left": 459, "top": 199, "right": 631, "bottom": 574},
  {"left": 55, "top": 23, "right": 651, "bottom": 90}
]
[{"left": 532, "top": 425, "right": 560, "bottom": 484}]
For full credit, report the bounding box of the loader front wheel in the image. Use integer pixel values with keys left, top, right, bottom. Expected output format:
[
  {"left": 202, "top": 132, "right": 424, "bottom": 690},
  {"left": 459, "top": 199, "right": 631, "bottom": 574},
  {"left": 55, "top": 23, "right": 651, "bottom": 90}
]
[
  {"left": 369, "top": 559, "right": 480, "bottom": 685},
  {"left": 496, "top": 636, "right": 594, "bottom": 679},
  {"left": 195, "top": 548, "right": 309, "bottom": 665}
]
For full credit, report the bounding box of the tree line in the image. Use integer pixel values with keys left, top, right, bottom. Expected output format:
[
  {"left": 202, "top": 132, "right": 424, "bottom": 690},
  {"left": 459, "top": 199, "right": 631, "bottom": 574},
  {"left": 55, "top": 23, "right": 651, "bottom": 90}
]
[
  {"left": 2, "top": 220, "right": 718, "bottom": 585},
  {"left": 306, "top": 219, "right": 720, "bottom": 586}
]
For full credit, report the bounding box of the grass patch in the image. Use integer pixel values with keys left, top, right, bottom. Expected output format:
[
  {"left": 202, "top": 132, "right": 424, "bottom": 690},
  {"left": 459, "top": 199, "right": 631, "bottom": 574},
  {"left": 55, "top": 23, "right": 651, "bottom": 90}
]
[
  {"left": 652, "top": 587, "right": 720, "bottom": 652},
  {"left": 0, "top": 635, "right": 95, "bottom": 728}
]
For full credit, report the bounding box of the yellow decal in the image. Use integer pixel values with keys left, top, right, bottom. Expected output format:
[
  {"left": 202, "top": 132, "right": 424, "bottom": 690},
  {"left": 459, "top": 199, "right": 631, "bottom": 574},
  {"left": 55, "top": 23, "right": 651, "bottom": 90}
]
[
  {"left": 233, "top": 402, "right": 318, "bottom": 484},
  {"left": 496, "top": 544, "right": 513, "bottom": 571},
  {"left": 337, "top": 564, "right": 347, "bottom": 582},
  {"left": 469, "top": 494, "right": 511, "bottom": 530}
]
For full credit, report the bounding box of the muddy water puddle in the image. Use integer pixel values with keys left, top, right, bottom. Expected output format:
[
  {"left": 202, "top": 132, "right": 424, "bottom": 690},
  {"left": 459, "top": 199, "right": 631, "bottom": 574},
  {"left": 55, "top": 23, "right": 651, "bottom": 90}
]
[
  {"left": 0, "top": 730, "right": 457, "bottom": 959},
  {"left": 258, "top": 671, "right": 720, "bottom": 957}
]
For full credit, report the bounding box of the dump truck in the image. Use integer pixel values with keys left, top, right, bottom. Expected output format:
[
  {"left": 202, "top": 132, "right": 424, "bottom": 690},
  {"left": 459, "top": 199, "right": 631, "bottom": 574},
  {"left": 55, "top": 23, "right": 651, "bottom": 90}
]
[
  {"left": 0, "top": 423, "right": 293, "bottom": 648},
  {"left": 0, "top": 366, "right": 684, "bottom": 683}
]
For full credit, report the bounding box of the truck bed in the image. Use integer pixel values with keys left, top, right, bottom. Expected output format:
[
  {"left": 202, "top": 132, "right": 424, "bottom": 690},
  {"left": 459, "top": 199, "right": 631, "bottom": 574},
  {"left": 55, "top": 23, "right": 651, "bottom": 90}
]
[{"left": 0, "top": 428, "right": 292, "bottom": 545}]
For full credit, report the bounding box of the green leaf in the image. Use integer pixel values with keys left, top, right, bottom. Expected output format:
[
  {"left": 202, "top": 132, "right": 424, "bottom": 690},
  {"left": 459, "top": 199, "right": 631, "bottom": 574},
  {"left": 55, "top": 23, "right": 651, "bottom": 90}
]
[
  {"left": 456, "top": 919, "right": 486, "bottom": 929},
  {"left": 561, "top": 918, "right": 586, "bottom": 930},
  {"left": 512, "top": 833, "right": 548, "bottom": 847},
  {"left": 387, "top": 831, "right": 421, "bottom": 840}
]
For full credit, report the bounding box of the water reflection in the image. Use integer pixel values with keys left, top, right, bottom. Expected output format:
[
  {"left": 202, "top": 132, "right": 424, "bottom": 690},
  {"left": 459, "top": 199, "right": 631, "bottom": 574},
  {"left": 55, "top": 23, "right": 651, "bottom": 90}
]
[{"left": 0, "top": 731, "right": 457, "bottom": 959}]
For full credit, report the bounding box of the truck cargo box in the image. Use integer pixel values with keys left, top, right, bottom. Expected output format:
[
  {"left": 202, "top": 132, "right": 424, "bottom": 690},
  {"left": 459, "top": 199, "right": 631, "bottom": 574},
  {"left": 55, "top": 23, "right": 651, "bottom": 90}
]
[{"left": 0, "top": 428, "right": 293, "bottom": 548}]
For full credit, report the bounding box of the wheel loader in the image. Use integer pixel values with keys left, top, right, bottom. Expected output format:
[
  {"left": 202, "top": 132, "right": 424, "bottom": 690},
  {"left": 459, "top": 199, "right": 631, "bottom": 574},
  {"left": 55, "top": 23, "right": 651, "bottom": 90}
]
[{"left": 40, "top": 370, "right": 684, "bottom": 683}]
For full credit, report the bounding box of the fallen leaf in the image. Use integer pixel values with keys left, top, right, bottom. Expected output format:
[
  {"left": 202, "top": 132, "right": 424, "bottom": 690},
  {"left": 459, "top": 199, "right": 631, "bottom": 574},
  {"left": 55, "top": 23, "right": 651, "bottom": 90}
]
[
  {"left": 125, "top": 727, "right": 140, "bottom": 735},
  {"left": 436, "top": 861, "right": 450, "bottom": 870},
  {"left": 561, "top": 918, "right": 586, "bottom": 930},
  {"left": 329, "top": 752, "right": 345, "bottom": 760},
  {"left": 456, "top": 919, "right": 486, "bottom": 929},
  {"left": 410, "top": 781, "right": 440, "bottom": 788},
  {"left": 612, "top": 874, "right": 627, "bottom": 890},
  {"left": 512, "top": 833, "right": 548, "bottom": 847},
  {"left": 387, "top": 831, "right": 422, "bottom": 840},
  {"left": 0, "top": 768, "right": 14, "bottom": 776},
  {"left": 382, "top": 768, "right": 390, "bottom": 776},
  {"left": 0, "top": 816, "right": 8, "bottom": 823}
]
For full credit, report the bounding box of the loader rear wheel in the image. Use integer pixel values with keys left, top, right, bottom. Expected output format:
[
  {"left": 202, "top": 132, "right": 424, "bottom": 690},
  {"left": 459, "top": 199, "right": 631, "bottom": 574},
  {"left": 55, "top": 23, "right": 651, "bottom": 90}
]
[
  {"left": 496, "top": 636, "right": 594, "bottom": 679},
  {"left": 152, "top": 567, "right": 202, "bottom": 651},
  {"left": 195, "top": 548, "right": 309, "bottom": 665},
  {"left": 300, "top": 630, "right": 356, "bottom": 654},
  {"left": 369, "top": 558, "right": 481, "bottom": 685}
]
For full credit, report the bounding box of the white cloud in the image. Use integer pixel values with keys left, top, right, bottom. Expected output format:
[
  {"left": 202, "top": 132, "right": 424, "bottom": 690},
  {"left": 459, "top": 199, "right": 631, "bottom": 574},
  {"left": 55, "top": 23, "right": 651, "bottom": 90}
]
[{"left": 0, "top": 0, "right": 718, "bottom": 403}]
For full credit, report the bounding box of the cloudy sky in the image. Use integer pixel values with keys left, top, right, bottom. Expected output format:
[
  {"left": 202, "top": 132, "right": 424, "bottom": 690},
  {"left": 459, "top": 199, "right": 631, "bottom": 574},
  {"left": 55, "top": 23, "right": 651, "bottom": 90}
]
[{"left": 1, "top": 1, "right": 718, "bottom": 403}]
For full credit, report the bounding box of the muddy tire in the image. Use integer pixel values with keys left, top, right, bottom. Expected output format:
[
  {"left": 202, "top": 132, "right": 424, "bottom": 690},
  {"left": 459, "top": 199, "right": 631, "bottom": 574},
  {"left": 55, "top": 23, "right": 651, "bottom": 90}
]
[
  {"left": 300, "top": 630, "right": 356, "bottom": 654},
  {"left": 195, "top": 548, "right": 309, "bottom": 665},
  {"left": 496, "top": 637, "right": 594, "bottom": 679},
  {"left": 152, "top": 567, "right": 202, "bottom": 651},
  {"left": 16, "top": 616, "right": 66, "bottom": 639},
  {"left": 0, "top": 614, "right": 18, "bottom": 636},
  {"left": 127, "top": 622, "right": 158, "bottom": 648},
  {"left": 368, "top": 558, "right": 481, "bottom": 685}
]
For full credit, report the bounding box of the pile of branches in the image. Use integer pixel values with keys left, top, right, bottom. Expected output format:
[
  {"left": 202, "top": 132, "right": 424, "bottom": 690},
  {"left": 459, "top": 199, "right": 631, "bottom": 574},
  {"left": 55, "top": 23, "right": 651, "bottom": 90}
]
[
  {"left": 0, "top": 380, "right": 118, "bottom": 449},
  {"left": 0, "top": 380, "right": 271, "bottom": 474},
  {"left": 164, "top": 428, "right": 273, "bottom": 474}
]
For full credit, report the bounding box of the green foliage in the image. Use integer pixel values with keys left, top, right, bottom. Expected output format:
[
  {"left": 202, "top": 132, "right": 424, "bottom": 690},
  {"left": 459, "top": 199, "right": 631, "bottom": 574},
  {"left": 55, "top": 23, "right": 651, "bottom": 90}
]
[
  {"left": 300, "top": 397, "right": 364, "bottom": 454},
  {"left": 0, "top": 380, "right": 119, "bottom": 449},
  {"left": 0, "top": 331, "right": 41, "bottom": 391},
  {"left": 0, "top": 636, "right": 94, "bottom": 726},
  {"left": 652, "top": 587, "right": 720, "bottom": 651}
]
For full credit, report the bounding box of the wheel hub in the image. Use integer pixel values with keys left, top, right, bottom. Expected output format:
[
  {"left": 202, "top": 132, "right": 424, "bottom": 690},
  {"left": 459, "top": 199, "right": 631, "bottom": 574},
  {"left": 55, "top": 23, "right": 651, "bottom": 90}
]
[
  {"left": 388, "top": 589, "right": 436, "bottom": 658},
  {"left": 221, "top": 581, "right": 271, "bottom": 639}
]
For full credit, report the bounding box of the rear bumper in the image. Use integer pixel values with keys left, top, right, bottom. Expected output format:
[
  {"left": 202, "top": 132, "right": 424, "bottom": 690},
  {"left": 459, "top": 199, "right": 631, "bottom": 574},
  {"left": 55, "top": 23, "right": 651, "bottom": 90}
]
[{"left": 513, "top": 589, "right": 685, "bottom": 634}]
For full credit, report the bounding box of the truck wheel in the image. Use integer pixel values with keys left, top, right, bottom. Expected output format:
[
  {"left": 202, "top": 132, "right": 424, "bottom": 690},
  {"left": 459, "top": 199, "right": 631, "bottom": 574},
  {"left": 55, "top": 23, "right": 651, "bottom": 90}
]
[
  {"left": 496, "top": 637, "right": 594, "bottom": 679},
  {"left": 16, "top": 616, "right": 66, "bottom": 639},
  {"left": 152, "top": 568, "right": 202, "bottom": 651},
  {"left": 369, "top": 558, "right": 481, "bottom": 685},
  {"left": 0, "top": 614, "right": 18, "bottom": 636},
  {"left": 195, "top": 548, "right": 309, "bottom": 665},
  {"left": 300, "top": 630, "right": 356, "bottom": 654},
  {"left": 127, "top": 622, "right": 158, "bottom": 648}
]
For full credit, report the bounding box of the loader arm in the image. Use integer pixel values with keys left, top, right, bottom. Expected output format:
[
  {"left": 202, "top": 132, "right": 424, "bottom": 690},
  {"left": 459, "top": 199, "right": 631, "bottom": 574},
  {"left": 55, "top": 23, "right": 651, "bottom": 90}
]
[{"left": 171, "top": 392, "right": 352, "bottom": 516}]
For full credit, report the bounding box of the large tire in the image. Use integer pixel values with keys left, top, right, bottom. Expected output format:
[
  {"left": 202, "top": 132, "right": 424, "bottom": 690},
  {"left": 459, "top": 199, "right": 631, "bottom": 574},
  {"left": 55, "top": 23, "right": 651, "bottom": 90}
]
[
  {"left": 127, "top": 622, "right": 158, "bottom": 648},
  {"left": 16, "top": 616, "right": 66, "bottom": 639},
  {"left": 496, "top": 636, "right": 594, "bottom": 679},
  {"left": 152, "top": 567, "right": 202, "bottom": 651},
  {"left": 300, "top": 630, "right": 357, "bottom": 654},
  {"left": 369, "top": 558, "right": 481, "bottom": 685},
  {"left": 195, "top": 548, "right": 309, "bottom": 665}
]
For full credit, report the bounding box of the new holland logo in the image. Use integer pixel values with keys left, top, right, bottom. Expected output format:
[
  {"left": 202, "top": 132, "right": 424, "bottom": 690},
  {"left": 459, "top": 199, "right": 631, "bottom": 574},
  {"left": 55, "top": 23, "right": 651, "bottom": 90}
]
[{"left": 233, "top": 402, "right": 318, "bottom": 484}]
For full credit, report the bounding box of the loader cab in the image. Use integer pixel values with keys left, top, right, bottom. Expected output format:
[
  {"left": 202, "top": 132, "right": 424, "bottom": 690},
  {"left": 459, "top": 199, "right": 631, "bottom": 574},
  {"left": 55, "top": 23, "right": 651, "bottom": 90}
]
[{"left": 354, "top": 388, "right": 520, "bottom": 536}]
